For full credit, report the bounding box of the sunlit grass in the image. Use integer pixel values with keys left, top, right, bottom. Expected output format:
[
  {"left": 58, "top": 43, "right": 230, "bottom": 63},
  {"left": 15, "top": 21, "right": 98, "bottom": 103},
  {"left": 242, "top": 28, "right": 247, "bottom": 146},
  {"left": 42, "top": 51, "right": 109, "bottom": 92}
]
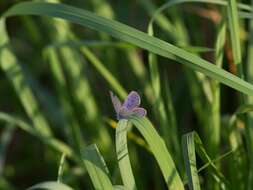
[{"left": 1, "top": 0, "right": 253, "bottom": 189}]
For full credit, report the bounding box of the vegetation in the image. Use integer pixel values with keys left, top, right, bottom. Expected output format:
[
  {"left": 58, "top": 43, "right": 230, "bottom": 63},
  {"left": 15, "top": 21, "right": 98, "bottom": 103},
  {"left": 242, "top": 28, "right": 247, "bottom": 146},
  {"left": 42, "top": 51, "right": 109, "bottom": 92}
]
[{"left": 1, "top": 0, "right": 253, "bottom": 189}]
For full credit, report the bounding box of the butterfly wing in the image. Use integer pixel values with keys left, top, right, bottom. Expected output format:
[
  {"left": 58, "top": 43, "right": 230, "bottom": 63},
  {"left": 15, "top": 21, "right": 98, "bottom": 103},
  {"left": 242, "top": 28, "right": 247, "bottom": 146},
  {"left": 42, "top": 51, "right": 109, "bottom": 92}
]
[
  {"left": 109, "top": 91, "right": 122, "bottom": 114},
  {"left": 118, "top": 106, "right": 132, "bottom": 120},
  {"left": 132, "top": 107, "right": 147, "bottom": 118},
  {"left": 123, "top": 91, "right": 141, "bottom": 110}
]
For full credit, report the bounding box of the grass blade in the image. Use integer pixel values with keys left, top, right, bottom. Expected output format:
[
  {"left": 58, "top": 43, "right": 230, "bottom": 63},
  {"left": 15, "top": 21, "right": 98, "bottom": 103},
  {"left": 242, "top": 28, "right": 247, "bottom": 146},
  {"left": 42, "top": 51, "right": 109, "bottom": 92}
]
[
  {"left": 193, "top": 132, "right": 229, "bottom": 189},
  {"left": 227, "top": 0, "right": 242, "bottom": 69},
  {"left": 147, "top": 24, "right": 173, "bottom": 150},
  {"left": 116, "top": 120, "right": 137, "bottom": 190},
  {"left": 80, "top": 46, "right": 127, "bottom": 99},
  {"left": 45, "top": 0, "right": 112, "bottom": 154},
  {"left": 0, "top": 19, "right": 52, "bottom": 137},
  {"left": 228, "top": 0, "right": 253, "bottom": 188},
  {"left": 208, "top": 15, "right": 226, "bottom": 156},
  {"left": 44, "top": 47, "right": 84, "bottom": 152},
  {"left": 0, "top": 112, "right": 76, "bottom": 161},
  {"left": 236, "top": 104, "right": 253, "bottom": 114},
  {"left": 182, "top": 132, "right": 201, "bottom": 190},
  {"left": 2, "top": 2, "right": 253, "bottom": 96},
  {"left": 57, "top": 153, "right": 66, "bottom": 183},
  {"left": 27, "top": 181, "right": 74, "bottom": 190},
  {"left": 130, "top": 116, "right": 184, "bottom": 190},
  {"left": 82, "top": 144, "right": 114, "bottom": 190},
  {"left": 0, "top": 125, "right": 14, "bottom": 176},
  {"left": 113, "top": 185, "right": 126, "bottom": 190}
]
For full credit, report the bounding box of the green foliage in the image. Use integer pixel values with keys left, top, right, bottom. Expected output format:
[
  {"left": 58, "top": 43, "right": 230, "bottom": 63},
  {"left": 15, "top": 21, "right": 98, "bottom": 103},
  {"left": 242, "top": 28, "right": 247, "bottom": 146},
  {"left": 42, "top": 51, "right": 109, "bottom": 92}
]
[{"left": 1, "top": 0, "right": 253, "bottom": 189}]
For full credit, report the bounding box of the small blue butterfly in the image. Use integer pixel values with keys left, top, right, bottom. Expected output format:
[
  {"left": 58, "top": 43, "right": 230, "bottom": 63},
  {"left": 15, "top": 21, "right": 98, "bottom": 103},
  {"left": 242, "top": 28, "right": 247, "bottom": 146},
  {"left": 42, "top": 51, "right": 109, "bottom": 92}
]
[{"left": 110, "top": 91, "right": 147, "bottom": 120}]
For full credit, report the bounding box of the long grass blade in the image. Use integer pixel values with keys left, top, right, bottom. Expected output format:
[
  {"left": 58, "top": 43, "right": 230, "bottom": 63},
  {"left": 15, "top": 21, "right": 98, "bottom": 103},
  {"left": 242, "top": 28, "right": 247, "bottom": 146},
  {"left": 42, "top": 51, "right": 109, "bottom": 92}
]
[
  {"left": 116, "top": 120, "right": 137, "bottom": 190},
  {"left": 0, "top": 112, "right": 75, "bottom": 161},
  {"left": 2, "top": 2, "right": 253, "bottom": 96},
  {"left": 80, "top": 46, "right": 127, "bottom": 99},
  {"left": 82, "top": 144, "right": 114, "bottom": 190},
  {"left": 246, "top": 0, "right": 253, "bottom": 188},
  {"left": 57, "top": 153, "right": 66, "bottom": 183},
  {"left": 182, "top": 132, "right": 201, "bottom": 190},
  {"left": 0, "top": 19, "right": 52, "bottom": 137},
  {"left": 147, "top": 23, "right": 173, "bottom": 151},
  {"left": 44, "top": 47, "right": 84, "bottom": 152},
  {"left": 130, "top": 116, "right": 184, "bottom": 190},
  {"left": 0, "top": 125, "right": 14, "bottom": 176},
  {"left": 46, "top": 0, "right": 114, "bottom": 154},
  {"left": 227, "top": 0, "right": 242, "bottom": 70},
  {"left": 227, "top": 0, "right": 253, "bottom": 188},
  {"left": 193, "top": 132, "right": 230, "bottom": 188},
  {"left": 27, "top": 181, "right": 74, "bottom": 190}
]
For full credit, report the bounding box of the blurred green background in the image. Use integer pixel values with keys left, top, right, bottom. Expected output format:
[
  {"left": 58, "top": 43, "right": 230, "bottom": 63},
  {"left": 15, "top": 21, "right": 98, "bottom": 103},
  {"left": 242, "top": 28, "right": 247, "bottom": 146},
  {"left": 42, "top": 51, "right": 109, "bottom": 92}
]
[{"left": 1, "top": 0, "right": 253, "bottom": 189}]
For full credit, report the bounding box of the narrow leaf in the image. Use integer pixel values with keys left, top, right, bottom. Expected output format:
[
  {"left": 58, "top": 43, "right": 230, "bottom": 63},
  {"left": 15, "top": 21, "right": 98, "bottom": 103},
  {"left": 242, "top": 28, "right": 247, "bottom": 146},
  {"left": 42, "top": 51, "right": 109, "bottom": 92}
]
[
  {"left": 2, "top": 2, "right": 253, "bottom": 96},
  {"left": 116, "top": 120, "right": 137, "bottom": 190},
  {"left": 82, "top": 144, "right": 114, "bottom": 190},
  {"left": 27, "top": 181, "right": 74, "bottom": 190},
  {"left": 182, "top": 132, "right": 201, "bottom": 190},
  {"left": 130, "top": 116, "right": 184, "bottom": 190}
]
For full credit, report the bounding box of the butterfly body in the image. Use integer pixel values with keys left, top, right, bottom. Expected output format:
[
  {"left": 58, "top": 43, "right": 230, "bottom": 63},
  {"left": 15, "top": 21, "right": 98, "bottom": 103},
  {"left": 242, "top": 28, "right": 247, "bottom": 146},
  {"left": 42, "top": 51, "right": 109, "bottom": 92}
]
[{"left": 110, "top": 91, "right": 146, "bottom": 120}]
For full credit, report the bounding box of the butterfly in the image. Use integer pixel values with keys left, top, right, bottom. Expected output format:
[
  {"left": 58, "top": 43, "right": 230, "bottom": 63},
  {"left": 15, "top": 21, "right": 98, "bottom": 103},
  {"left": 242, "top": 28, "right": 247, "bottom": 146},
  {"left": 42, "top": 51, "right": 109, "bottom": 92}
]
[{"left": 110, "top": 91, "right": 147, "bottom": 120}]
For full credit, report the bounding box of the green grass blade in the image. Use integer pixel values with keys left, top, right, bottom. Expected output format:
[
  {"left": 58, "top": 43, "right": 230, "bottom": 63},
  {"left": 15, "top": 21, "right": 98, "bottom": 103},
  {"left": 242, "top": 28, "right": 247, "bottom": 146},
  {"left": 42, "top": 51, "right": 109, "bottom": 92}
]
[
  {"left": 116, "top": 120, "right": 137, "bottom": 190},
  {"left": 197, "top": 149, "right": 235, "bottom": 173},
  {"left": 27, "top": 181, "right": 74, "bottom": 190},
  {"left": 0, "top": 125, "right": 14, "bottom": 176},
  {"left": 82, "top": 144, "right": 114, "bottom": 190},
  {"left": 147, "top": 24, "right": 173, "bottom": 150},
  {"left": 193, "top": 132, "right": 230, "bottom": 188},
  {"left": 0, "top": 112, "right": 75, "bottom": 161},
  {"left": 227, "top": 0, "right": 245, "bottom": 127},
  {"left": 235, "top": 104, "right": 253, "bottom": 114},
  {"left": 139, "top": 0, "right": 178, "bottom": 41},
  {"left": 142, "top": 0, "right": 252, "bottom": 39},
  {"left": 90, "top": 0, "right": 152, "bottom": 106},
  {"left": 46, "top": 40, "right": 135, "bottom": 50},
  {"left": 0, "top": 19, "right": 52, "bottom": 137},
  {"left": 89, "top": 0, "right": 116, "bottom": 63},
  {"left": 90, "top": 0, "right": 114, "bottom": 19},
  {"left": 3, "top": 2, "right": 253, "bottom": 96},
  {"left": 207, "top": 16, "right": 226, "bottom": 157},
  {"left": 113, "top": 185, "right": 126, "bottom": 190},
  {"left": 44, "top": 47, "right": 84, "bottom": 152},
  {"left": 147, "top": 3, "right": 181, "bottom": 158},
  {"left": 80, "top": 46, "right": 127, "bottom": 99},
  {"left": 246, "top": 0, "right": 253, "bottom": 188},
  {"left": 90, "top": 0, "right": 153, "bottom": 104},
  {"left": 164, "top": 78, "right": 181, "bottom": 157},
  {"left": 57, "top": 153, "right": 66, "bottom": 183},
  {"left": 46, "top": 0, "right": 113, "bottom": 154},
  {"left": 227, "top": 0, "right": 242, "bottom": 69},
  {"left": 147, "top": 0, "right": 252, "bottom": 22},
  {"left": 228, "top": 0, "right": 253, "bottom": 188},
  {"left": 182, "top": 132, "right": 201, "bottom": 190},
  {"left": 130, "top": 116, "right": 184, "bottom": 190}
]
